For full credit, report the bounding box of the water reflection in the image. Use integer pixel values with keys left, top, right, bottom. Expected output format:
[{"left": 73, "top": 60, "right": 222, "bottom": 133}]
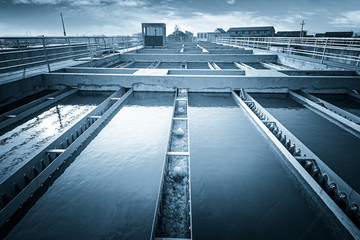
[
  {"left": 0, "top": 91, "right": 111, "bottom": 182},
  {"left": 5, "top": 92, "right": 173, "bottom": 240}
]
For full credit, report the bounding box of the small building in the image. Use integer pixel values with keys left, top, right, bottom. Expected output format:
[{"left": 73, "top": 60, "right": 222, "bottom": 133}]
[
  {"left": 276, "top": 31, "right": 307, "bottom": 37},
  {"left": 325, "top": 31, "right": 354, "bottom": 38},
  {"left": 141, "top": 23, "right": 166, "bottom": 47},
  {"left": 197, "top": 32, "right": 209, "bottom": 41},
  {"left": 315, "top": 31, "right": 354, "bottom": 38},
  {"left": 208, "top": 32, "right": 230, "bottom": 42},
  {"left": 197, "top": 29, "right": 230, "bottom": 42},
  {"left": 227, "top": 26, "right": 275, "bottom": 37}
]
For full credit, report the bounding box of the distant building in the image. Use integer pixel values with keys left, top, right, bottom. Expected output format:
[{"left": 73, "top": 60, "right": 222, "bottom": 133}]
[
  {"left": 197, "top": 26, "right": 275, "bottom": 42},
  {"left": 167, "top": 25, "right": 193, "bottom": 42},
  {"left": 185, "top": 31, "right": 194, "bottom": 42},
  {"left": 197, "top": 32, "right": 209, "bottom": 41},
  {"left": 315, "top": 31, "right": 354, "bottom": 38},
  {"left": 197, "top": 29, "right": 230, "bottom": 42},
  {"left": 214, "top": 28, "right": 226, "bottom": 33},
  {"left": 208, "top": 31, "right": 230, "bottom": 42},
  {"left": 276, "top": 31, "right": 307, "bottom": 37},
  {"left": 227, "top": 26, "right": 275, "bottom": 37}
]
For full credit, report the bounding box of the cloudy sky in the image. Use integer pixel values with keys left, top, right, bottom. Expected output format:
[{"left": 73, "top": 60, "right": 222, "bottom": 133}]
[{"left": 0, "top": 0, "right": 360, "bottom": 36}]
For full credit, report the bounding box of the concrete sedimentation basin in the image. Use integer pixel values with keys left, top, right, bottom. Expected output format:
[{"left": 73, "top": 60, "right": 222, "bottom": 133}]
[{"left": 0, "top": 41, "right": 360, "bottom": 239}]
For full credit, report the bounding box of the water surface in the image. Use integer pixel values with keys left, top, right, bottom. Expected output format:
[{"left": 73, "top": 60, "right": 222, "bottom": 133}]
[
  {"left": 314, "top": 94, "right": 360, "bottom": 117},
  {"left": 189, "top": 93, "right": 339, "bottom": 240},
  {"left": 5, "top": 92, "right": 174, "bottom": 240},
  {"left": 0, "top": 91, "right": 111, "bottom": 182},
  {"left": 251, "top": 93, "right": 360, "bottom": 193}
]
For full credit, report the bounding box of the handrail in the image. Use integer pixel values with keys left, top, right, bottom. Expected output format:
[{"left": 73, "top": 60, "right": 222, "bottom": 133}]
[
  {"left": 215, "top": 37, "right": 360, "bottom": 67},
  {"left": 0, "top": 36, "right": 144, "bottom": 75}
]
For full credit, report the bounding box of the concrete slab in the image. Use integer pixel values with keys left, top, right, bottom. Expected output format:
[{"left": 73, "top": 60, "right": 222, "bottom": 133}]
[
  {"left": 43, "top": 72, "right": 360, "bottom": 92},
  {"left": 133, "top": 69, "right": 169, "bottom": 75},
  {"left": 121, "top": 53, "right": 278, "bottom": 63}
]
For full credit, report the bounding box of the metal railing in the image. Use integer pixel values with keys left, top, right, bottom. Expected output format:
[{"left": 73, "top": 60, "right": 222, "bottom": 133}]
[
  {"left": 215, "top": 37, "right": 360, "bottom": 67},
  {"left": 0, "top": 36, "right": 143, "bottom": 74}
]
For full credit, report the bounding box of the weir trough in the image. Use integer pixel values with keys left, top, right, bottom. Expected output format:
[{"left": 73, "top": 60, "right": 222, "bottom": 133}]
[{"left": 151, "top": 89, "right": 192, "bottom": 240}]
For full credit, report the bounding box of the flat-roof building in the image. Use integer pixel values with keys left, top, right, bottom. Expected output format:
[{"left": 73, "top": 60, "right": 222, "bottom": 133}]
[
  {"left": 141, "top": 23, "right": 166, "bottom": 47},
  {"left": 227, "top": 26, "right": 275, "bottom": 37}
]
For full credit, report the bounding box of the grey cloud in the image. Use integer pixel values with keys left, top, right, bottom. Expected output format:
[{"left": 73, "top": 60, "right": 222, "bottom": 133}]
[{"left": 12, "top": 0, "right": 149, "bottom": 6}]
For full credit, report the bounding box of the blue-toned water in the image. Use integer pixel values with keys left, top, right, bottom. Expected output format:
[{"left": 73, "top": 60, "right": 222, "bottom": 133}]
[
  {"left": 189, "top": 93, "right": 339, "bottom": 240},
  {"left": 0, "top": 91, "right": 111, "bottom": 182},
  {"left": 187, "top": 62, "right": 210, "bottom": 69},
  {"left": 314, "top": 94, "right": 360, "bottom": 117},
  {"left": 251, "top": 93, "right": 360, "bottom": 194},
  {"left": 5, "top": 92, "right": 174, "bottom": 240}
]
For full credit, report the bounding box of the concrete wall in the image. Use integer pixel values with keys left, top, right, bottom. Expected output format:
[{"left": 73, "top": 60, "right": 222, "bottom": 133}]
[
  {"left": 61, "top": 68, "right": 137, "bottom": 74},
  {"left": 248, "top": 47, "right": 352, "bottom": 71},
  {"left": 75, "top": 54, "right": 123, "bottom": 68},
  {"left": 136, "top": 49, "right": 181, "bottom": 54},
  {"left": 120, "top": 53, "right": 277, "bottom": 62},
  {"left": 208, "top": 49, "right": 253, "bottom": 54},
  {"left": 62, "top": 68, "right": 245, "bottom": 76},
  {"left": 43, "top": 73, "right": 360, "bottom": 93},
  {"left": 0, "top": 74, "right": 46, "bottom": 108},
  {"left": 277, "top": 54, "right": 345, "bottom": 71}
]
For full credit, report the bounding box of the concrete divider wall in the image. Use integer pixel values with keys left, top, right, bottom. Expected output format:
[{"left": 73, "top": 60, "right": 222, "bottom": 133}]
[
  {"left": 0, "top": 74, "right": 46, "bottom": 108},
  {"left": 63, "top": 68, "right": 137, "bottom": 74},
  {"left": 43, "top": 73, "right": 360, "bottom": 92},
  {"left": 120, "top": 53, "right": 278, "bottom": 62},
  {"left": 249, "top": 48, "right": 349, "bottom": 71},
  {"left": 76, "top": 54, "right": 122, "bottom": 68},
  {"left": 208, "top": 49, "right": 253, "bottom": 54},
  {"left": 277, "top": 54, "right": 345, "bottom": 71}
]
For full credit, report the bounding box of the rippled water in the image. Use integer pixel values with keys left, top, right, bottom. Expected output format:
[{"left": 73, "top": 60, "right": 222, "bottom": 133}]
[
  {"left": 189, "top": 93, "right": 338, "bottom": 240},
  {"left": 252, "top": 93, "right": 360, "bottom": 193},
  {"left": 0, "top": 91, "right": 111, "bottom": 182},
  {"left": 5, "top": 92, "right": 174, "bottom": 240},
  {"left": 0, "top": 90, "right": 54, "bottom": 115}
]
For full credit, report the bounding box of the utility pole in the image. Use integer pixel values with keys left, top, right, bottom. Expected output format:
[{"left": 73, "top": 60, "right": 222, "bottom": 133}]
[
  {"left": 300, "top": 20, "right": 306, "bottom": 38},
  {"left": 60, "top": 12, "right": 66, "bottom": 36}
]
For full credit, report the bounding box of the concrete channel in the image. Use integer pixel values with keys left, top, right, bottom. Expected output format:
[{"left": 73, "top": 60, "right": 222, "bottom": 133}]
[{"left": 151, "top": 89, "right": 192, "bottom": 239}]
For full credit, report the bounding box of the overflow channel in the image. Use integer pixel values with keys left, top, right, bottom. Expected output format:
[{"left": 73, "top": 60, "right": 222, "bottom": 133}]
[{"left": 151, "top": 89, "right": 192, "bottom": 239}]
